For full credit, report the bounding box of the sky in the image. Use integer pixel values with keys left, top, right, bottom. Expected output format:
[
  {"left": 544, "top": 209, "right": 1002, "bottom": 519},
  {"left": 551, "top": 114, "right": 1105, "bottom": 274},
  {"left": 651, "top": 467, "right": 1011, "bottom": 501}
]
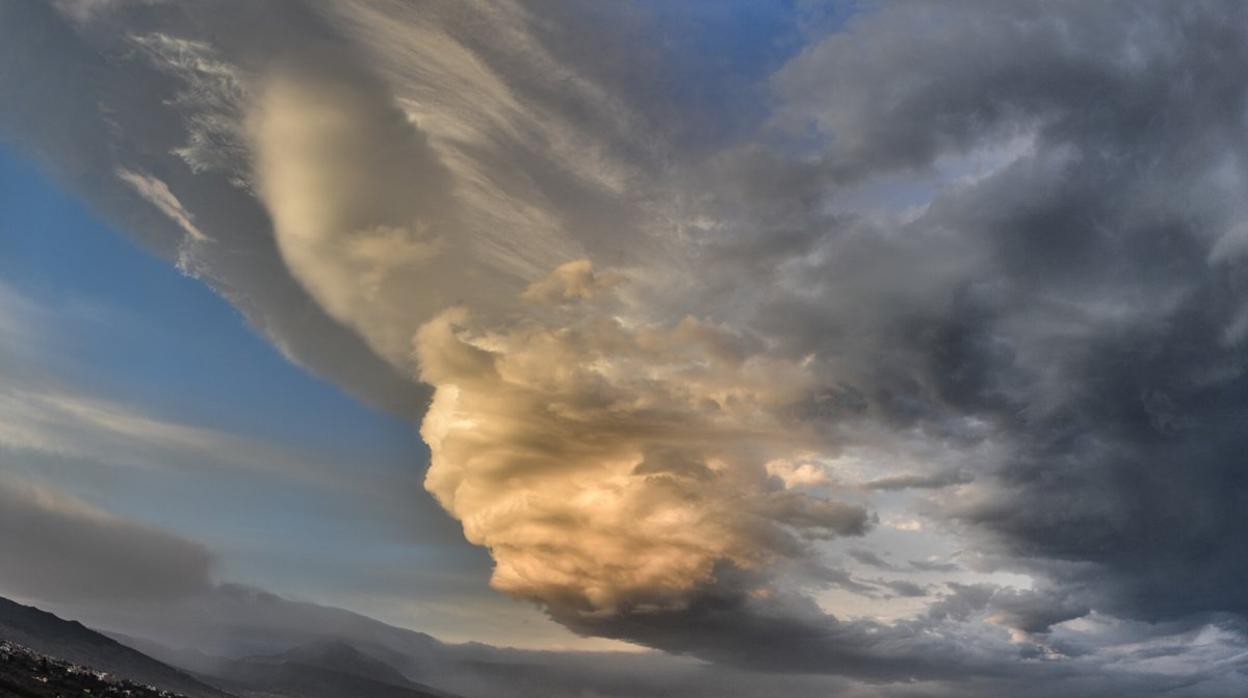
[
  {"left": 3, "top": 1, "right": 1248, "bottom": 696},
  {"left": 0, "top": 139, "right": 604, "bottom": 649}
]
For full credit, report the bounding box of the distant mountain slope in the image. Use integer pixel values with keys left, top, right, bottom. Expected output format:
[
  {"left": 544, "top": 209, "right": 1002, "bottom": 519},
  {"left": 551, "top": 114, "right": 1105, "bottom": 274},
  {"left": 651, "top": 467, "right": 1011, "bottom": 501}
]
[
  {"left": 258, "top": 638, "right": 420, "bottom": 689},
  {"left": 117, "top": 633, "right": 454, "bottom": 698},
  {"left": 0, "top": 596, "right": 233, "bottom": 698},
  {"left": 207, "top": 658, "right": 450, "bottom": 698},
  {"left": 86, "top": 584, "right": 447, "bottom": 670}
]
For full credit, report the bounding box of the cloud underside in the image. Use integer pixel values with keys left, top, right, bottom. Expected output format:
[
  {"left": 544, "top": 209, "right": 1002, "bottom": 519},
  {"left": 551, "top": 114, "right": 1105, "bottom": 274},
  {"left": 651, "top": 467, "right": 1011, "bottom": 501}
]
[{"left": 6, "top": 0, "right": 1248, "bottom": 692}]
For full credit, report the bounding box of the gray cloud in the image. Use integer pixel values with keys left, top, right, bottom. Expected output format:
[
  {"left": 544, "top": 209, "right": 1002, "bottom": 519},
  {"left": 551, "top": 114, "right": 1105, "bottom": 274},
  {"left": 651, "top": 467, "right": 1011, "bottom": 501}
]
[
  {"left": 600, "top": 0, "right": 1248, "bottom": 682},
  {"left": 0, "top": 477, "right": 214, "bottom": 603},
  {"left": 862, "top": 470, "right": 973, "bottom": 491},
  {"left": 783, "top": 0, "right": 1248, "bottom": 629}
]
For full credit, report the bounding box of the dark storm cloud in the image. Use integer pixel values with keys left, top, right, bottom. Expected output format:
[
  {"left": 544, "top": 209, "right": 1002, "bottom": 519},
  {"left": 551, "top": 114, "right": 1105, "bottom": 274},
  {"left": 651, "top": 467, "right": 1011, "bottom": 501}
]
[
  {"left": 549, "top": 576, "right": 999, "bottom": 681},
  {"left": 985, "top": 587, "right": 1089, "bottom": 636},
  {"left": 764, "top": 0, "right": 1248, "bottom": 631},
  {"left": 0, "top": 478, "right": 214, "bottom": 602},
  {"left": 566, "top": 0, "right": 1248, "bottom": 683}
]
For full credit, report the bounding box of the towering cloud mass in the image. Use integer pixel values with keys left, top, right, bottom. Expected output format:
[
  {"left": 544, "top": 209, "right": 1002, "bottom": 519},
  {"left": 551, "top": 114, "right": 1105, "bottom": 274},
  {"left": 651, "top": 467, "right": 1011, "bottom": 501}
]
[
  {"left": 8, "top": 0, "right": 1248, "bottom": 693},
  {"left": 417, "top": 280, "right": 868, "bottom": 618}
]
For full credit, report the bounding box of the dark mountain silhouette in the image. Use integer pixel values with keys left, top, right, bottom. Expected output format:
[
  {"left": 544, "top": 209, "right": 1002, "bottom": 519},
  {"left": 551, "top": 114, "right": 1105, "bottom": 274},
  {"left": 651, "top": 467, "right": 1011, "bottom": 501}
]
[{"left": 0, "top": 596, "right": 233, "bottom": 697}]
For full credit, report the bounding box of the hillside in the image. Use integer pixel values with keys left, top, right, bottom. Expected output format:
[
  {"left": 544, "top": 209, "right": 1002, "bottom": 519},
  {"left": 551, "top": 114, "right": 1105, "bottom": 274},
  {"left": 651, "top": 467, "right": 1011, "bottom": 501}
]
[
  {"left": 127, "top": 636, "right": 454, "bottom": 698},
  {"left": 0, "top": 638, "right": 196, "bottom": 698},
  {"left": 0, "top": 596, "right": 233, "bottom": 698}
]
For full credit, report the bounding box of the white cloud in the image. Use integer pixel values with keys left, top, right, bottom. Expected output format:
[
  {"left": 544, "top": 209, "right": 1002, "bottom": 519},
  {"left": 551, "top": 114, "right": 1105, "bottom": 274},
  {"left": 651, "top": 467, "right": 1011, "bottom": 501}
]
[{"left": 115, "top": 169, "right": 208, "bottom": 242}]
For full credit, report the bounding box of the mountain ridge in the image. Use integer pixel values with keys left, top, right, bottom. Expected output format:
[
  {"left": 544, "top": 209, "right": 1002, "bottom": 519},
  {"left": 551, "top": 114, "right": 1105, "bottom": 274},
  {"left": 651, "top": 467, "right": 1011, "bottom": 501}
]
[{"left": 0, "top": 595, "right": 234, "bottom": 698}]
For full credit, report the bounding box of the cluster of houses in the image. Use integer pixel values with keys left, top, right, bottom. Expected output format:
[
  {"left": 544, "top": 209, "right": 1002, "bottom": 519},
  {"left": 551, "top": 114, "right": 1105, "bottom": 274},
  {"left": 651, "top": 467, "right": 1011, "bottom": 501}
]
[{"left": 0, "top": 639, "right": 187, "bottom": 697}]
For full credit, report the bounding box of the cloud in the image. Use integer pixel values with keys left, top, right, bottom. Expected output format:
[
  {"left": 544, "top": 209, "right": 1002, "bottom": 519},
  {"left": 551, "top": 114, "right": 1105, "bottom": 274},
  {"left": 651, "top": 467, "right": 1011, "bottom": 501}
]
[
  {"left": 8, "top": 0, "right": 1248, "bottom": 692},
  {"left": 115, "top": 167, "right": 208, "bottom": 242},
  {"left": 521, "top": 259, "right": 621, "bottom": 305},
  {"left": 747, "top": 0, "right": 1248, "bottom": 659},
  {"left": 0, "top": 0, "right": 427, "bottom": 416},
  {"left": 861, "top": 470, "right": 973, "bottom": 492},
  {"left": 0, "top": 477, "right": 214, "bottom": 603},
  {"left": 247, "top": 56, "right": 467, "bottom": 368},
  {"left": 416, "top": 275, "right": 868, "bottom": 621},
  {"left": 848, "top": 548, "right": 896, "bottom": 571}
]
